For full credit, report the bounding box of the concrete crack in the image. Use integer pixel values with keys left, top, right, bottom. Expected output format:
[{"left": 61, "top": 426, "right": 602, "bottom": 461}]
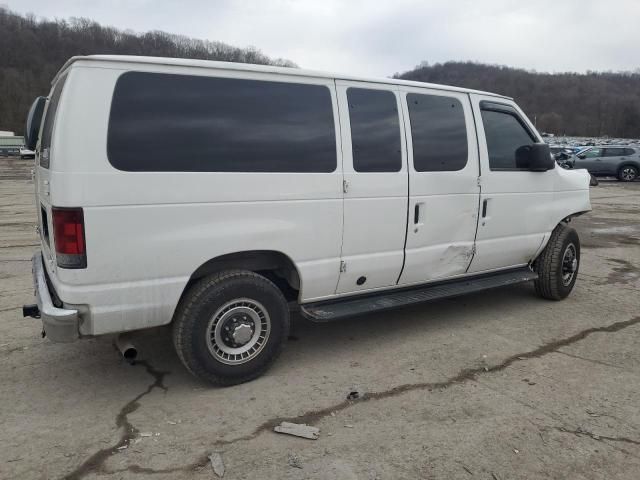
[
  {"left": 63, "top": 361, "right": 170, "bottom": 480},
  {"left": 59, "top": 316, "right": 640, "bottom": 478},
  {"left": 555, "top": 350, "right": 624, "bottom": 369},
  {"left": 554, "top": 426, "right": 640, "bottom": 446},
  {"left": 249, "top": 316, "right": 640, "bottom": 432}
]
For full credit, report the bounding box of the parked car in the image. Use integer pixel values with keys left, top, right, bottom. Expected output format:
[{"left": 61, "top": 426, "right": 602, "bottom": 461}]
[
  {"left": 20, "top": 147, "right": 35, "bottom": 159},
  {"left": 550, "top": 146, "right": 574, "bottom": 161},
  {"left": 22, "top": 55, "right": 591, "bottom": 385},
  {"left": 0, "top": 147, "right": 20, "bottom": 157},
  {"left": 572, "top": 145, "right": 640, "bottom": 181}
]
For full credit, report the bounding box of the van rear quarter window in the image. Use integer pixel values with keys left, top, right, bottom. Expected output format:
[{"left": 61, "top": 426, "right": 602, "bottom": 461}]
[
  {"left": 40, "top": 72, "right": 68, "bottom": 168},
  {"left": 107, "top": 72, "right": 337, "bottom": 172},
  {"left": 407, "top": 93, "right": 468, "bottom": 172}
]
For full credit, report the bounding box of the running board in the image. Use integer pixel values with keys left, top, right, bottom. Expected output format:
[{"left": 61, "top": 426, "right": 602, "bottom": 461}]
[{"left": 301, "top": 267, "right": 538, "bottom": 322}]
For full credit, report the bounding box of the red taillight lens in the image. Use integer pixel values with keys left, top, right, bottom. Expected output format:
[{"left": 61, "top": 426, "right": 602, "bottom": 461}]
[{"left": 52, "top": 207, "right": 87, "bottom": 268}]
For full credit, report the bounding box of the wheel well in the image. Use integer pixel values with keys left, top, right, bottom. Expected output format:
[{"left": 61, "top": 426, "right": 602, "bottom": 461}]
[
  {"left": 618, "top": 162, "right": 639, "bottom": 171},
  {"left": 186, "top": 250, "right": 301, "bottom": 301}
]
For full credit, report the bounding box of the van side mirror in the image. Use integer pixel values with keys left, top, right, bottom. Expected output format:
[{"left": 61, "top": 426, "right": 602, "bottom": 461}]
[
  {"left": 577, "top": 153, "right": 586, "bottom": 159},
  {"left": 25, "top": 96, "right": 47, "bottom": 151},
  {"left": 515, "top": 143, "right": 554, "bottom": 171}
]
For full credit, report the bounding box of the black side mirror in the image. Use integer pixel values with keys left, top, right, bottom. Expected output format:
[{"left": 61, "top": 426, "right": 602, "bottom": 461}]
[
  {"left": 25, "top": 96, "right": 47, "bottom": 151},
  {"left": 577, "top": 153, "right": 586, "bottom": 159},
  {"left": 515, "top": 143, "right": 555, "bottom": 171}
]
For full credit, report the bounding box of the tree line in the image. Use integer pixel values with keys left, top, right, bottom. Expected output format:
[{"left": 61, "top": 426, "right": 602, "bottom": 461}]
[
  {"left": 395, "top": 61, "right": 640, "bottom": 138},
  {"left": 0, "top": 7, "right": 295, "bottom": 134},
  {"left": 1, "top": 6, "right": 639, "bottom": 138}
]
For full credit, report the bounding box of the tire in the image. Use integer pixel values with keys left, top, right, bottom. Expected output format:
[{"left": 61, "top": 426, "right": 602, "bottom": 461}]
[
  {"left": 618, "top": 165, "right": 638, "bottom": 182},
  {"left": 534, "top": 224, "right": 580, "bottom": 300},
  {"left": 172, "top": 270, "right": 290, "bottom": 386}
]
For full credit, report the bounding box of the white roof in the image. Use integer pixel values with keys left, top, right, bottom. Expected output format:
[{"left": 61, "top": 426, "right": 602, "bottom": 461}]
[{"left": 55, "top": 55, "right": 511, "bottom": 100}]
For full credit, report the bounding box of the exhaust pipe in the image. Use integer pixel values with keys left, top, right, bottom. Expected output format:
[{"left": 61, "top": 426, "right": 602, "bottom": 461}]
[{"left": 115, "top": 334, "right": 137, "bottom": 364}]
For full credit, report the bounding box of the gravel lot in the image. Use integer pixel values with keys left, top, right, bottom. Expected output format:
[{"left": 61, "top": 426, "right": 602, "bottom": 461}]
[{"left": 1, "top": 158, "right": 639, "bottom": 480}]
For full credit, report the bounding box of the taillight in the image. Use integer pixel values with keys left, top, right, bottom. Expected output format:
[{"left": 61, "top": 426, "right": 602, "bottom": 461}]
[{"left": 52, "top": 207, "right": 87, "bottom": 269}]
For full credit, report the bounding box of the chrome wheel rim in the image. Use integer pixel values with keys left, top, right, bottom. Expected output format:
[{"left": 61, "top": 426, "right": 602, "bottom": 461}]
[
  {"left": 621, "top": 167, "right": 637, "bottom": 181},
  {"left": 206, "top": 298, "right": 271, "bottom": 365},
  {"left": 561, "top": 243, "right": 578, "bottom": 286}
]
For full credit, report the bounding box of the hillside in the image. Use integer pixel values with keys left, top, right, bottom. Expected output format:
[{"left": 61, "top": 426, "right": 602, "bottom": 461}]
[
  {"left": 0, "top": 7, "right": 295, "bottom": 134},
  {"left": 2, "top": 6, "right": 639, "bottom": 139},
  {"left": 395, "top": 62, "right": 640, "bottom": 138}
]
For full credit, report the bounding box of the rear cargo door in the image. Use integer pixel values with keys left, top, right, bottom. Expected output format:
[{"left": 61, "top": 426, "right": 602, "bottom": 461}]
[
  {"left": 334, "top": 81, "right": 409, "bottom": 294},
  {"left": 35, "top": 73, "right": 68, "bottom": 261}
]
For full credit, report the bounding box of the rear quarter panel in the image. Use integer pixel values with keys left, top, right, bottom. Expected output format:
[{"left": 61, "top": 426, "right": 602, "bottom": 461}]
[{"left": 47, "top": 62, "right": 344, "bottom": 335}]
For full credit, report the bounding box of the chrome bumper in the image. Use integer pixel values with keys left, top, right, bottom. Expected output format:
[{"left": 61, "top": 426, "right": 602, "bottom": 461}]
[{"left": 30, "top": 252, "right": 79, "bottom": 342}]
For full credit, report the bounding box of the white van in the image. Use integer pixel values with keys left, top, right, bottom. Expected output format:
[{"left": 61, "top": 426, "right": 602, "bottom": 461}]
[{"left": 23, "top": 55, "right": 591, "bottom": 385}]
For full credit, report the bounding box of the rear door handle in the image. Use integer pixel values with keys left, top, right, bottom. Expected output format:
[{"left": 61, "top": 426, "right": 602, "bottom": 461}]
[
  {"left": 482, "top": 199, "right": 488, "bottom": 218},
  {"left": 414, "top": 204, "right": 420, "bottom": 224}
]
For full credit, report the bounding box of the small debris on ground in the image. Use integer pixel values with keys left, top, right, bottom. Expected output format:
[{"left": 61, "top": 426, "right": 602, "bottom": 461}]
[
  {"left": 513, "top": 448, "right": 520, "bottom": 454},
  {"left": 274, "top": 421, "right": 320, "bottom": 440},
  {"left": 344, "top": 424, "right": 354, "bottom": 429},
  {"left": 287, "top": 453, "right": 303, "bottom": 469},
  {"left": 347, "top": 391, "right": 360, "bottom": 400},
  {"left": 117, "top": 445, "right": 128, "bottom": 451},
  {"left": 140, "top": 432, "right": 153, "bottom": 437},
  {"left": 209, "top": 452, "right": 225, "bottom": 477}
]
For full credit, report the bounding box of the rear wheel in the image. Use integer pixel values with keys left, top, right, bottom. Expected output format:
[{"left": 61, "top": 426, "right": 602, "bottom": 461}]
[
  {"left": 172, "top": 270, "right": 290, "bottom": 386},
  {"left": 534, "top": 223, "right": 580, "bottom": 300},
  {"left": 618, "top": 165, "right": 638, "bottom": 182}
]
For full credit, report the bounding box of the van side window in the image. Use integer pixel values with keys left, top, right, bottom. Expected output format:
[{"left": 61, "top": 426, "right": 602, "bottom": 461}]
[
  {"left": 407, "top": 93, "right": 467, "bottom": 171},
  {"left": 481, "top": 108, "right": 535, "bottom": 170},
  {"left": 347, "top": 88, "right": 402, "bottom": 172},
  {"left": 108, "top": 72, "right": 336, "bottom": 172},
  {"left": 40, "top": 72, "right": 68, "bottom": 168}
]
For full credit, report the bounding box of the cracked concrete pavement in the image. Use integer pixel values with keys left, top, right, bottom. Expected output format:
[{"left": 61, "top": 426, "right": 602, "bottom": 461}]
[{"left": 1, "top": 157, "right": 639, "bottom": 479}]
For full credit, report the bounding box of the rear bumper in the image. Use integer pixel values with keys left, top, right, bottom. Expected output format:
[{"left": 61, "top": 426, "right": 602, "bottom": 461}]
[{"left": 28, "top": 251, "right": 79, "bottom": 342}]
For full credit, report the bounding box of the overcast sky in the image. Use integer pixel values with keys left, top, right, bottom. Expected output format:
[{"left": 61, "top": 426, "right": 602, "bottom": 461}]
[{"left": 5, "top": 0, "right": 640, "bottom": 77}]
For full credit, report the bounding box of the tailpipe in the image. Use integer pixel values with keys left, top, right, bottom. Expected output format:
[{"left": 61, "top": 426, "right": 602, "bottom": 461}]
[{"left": 115, "top": 334, "right": 137, "bottom": 364}]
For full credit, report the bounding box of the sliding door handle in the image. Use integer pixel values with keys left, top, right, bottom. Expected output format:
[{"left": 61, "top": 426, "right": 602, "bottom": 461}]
[
  {"left": 482, "top": 199, "right": 488, "bottom": 218},
  {"left": 414, "top": 204, "right": 420, "bottom": 224}
]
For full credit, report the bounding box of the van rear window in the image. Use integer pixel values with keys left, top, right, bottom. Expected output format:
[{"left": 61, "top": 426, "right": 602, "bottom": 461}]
[
  {"left": 40, "top": 73, "right": 68, "bottom": 168},
  {"left": 107, "top": 72, "right": 337, "bottom": 173}
]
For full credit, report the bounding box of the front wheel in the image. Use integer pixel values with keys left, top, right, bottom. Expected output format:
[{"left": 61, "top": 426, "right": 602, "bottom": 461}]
[
  {"left": 172, "top": 270, "right": 290, "bottom": 386},
  {"left": 618, "top": 165, "right": 638, "bottom": 182},
  {"left": 534, "top": 224, "right": 580, "bottom": 300}
]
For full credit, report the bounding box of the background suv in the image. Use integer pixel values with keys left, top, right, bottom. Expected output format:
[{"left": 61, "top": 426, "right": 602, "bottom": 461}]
[{"left": 573, "top": 145, "right": 640, "bottom": 181}]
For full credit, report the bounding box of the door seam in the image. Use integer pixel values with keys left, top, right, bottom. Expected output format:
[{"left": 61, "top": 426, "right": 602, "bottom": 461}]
[
  {"left": 466, "top": 93, "right": 483, "bottom": 273},
  {"left": 333, "top": 78, "right": 346, "bottom": 294},
  {"left": 395, "top": 89, "right": 411, "bottom": 285}
]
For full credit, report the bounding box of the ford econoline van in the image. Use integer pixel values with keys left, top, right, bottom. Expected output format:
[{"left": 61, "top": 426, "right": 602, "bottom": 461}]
[{"left": 23, "top": 55, "right": 591, "bottom": 385}]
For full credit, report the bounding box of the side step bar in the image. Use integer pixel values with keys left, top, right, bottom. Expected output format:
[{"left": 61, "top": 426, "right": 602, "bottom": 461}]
[{"left": 301, "top": 267, "right": 538, "bottom": 322}]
